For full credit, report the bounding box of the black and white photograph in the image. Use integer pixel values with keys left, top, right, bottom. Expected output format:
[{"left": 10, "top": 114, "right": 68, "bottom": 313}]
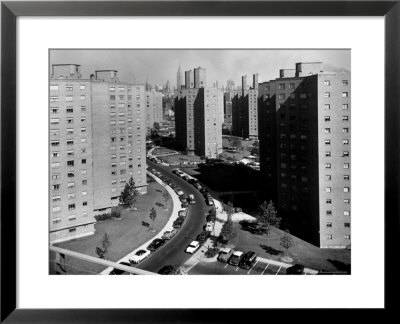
[{"left": 49, "top": 49, "right": 351, "bottom": 276}]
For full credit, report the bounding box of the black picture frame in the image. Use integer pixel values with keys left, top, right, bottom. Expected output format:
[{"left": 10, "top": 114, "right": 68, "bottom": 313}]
[{"left": 1, "top": 0, "right": 399, "bottom": 322}]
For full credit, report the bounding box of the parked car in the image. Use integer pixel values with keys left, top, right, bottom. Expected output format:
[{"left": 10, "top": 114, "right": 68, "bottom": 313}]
[
  {"left": 188, "top": 179, "right": 197, "bottom": 185},
  {"left": 147, "top": 238, "right": 165, "bottom": 251},
  {"left": 185, "top": 241, "right": 200, "bottom": 254},
  {"left": 171, "top": 169, "right": 181, "bottom": 175},
  {"left": 228, "top": 251, "right": 244, "bottom": 266},
  {"left": 181, "top": 201, "right": 189, "bottom": 208},
  {"left": 162, "top": 229, "right": 178, "bottom": 240},
  {"left": 177, "top": 190, "right": 184, "bottom": 196},
  {"left": 206, "top": 198, "right": 214, "bottom": 206},
  {"left": 189, "top": 198, "right": 196, "bottom": 204},
  {"left": 129, "top": 249, "right": 151, "bottom": 264},
  {"left": 188, "top": 194, "right": 195, "bottom": 201},
  {"left": 206, "top": 213, "right": 216, "bottom": 222},
  {"left": 109, "top": 261, "right": 132, "bottom": 275},
  {"left": 178, "top": 209, "right": 188, "bottom": 218},
  {"left": 286, "top": 264, "right": 305, "bottom": 275},
  {"left": 179, "top": 195, "right": 188, "bottom": 202},
  {"left": 182, "top": 176, "right": 190, "bottom": 181},
  {"left": 158, "top": 265, "right": 177, "bottom": 275},
  {"left": 196, "top": 231, "right": 209, "bottom": 245},
  {"left": 238, "top": 251, "right": 257, "bottom": 269},
  {"left": 217, "top": 248, "right": 234, "bottom": 263},
  {"left": 173, "top": 217, "right": 185, "bottom": 228},
  {"left": 199, "top": 188, "right": 208, "bottom": 194},
  {"left": 194, "top": 183, "right": 203, "bottom": 190},
  {"left": 205, "top": 222, "right": 214, "bottom": 232}
]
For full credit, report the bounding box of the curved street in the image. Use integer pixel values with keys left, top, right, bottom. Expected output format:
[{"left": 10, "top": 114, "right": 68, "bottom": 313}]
[{"left": 136, "top": 160, "right": 211, "bottom": 273}]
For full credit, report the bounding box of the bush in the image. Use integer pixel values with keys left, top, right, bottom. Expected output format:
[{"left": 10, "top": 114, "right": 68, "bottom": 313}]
[
  {"left": 94, "top": 213, "right": 113, "bottom": 222},
  {"left": 205, "top": 247, "right": 219, "bottom": 258}
]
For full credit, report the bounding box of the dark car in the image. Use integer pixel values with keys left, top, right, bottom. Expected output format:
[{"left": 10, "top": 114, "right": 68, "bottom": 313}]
[
  {"left": 286, "top": 264, "right": 305, "bottom": 274},
  {"left": 200, "top": 188, "right": 208, "bottom": 194},
  {"left": 188, "top": 179, "right": 197, "bottom": 185},
  {"left": 182, "top": 176, "right": 190, "bottom": 181},
  {"left": 158, "top": 265, "right": 177, "bottom": 275},
  {"left": 206, "top": 214, "right": 216, "bottom": 222},
  {"left": 196, "top": 231, "right": 209, "bottom": 244},
  {"left": 109, "top": 261, "right": 132, "bottom": 275},
  {"left": 181, "top": 201, "right": 189, "bottom": 208},
  {"left": 238, "top": 251, "right": 257, "bottom": 269},
  {"left": 147, "top": 238, "right": 165, "bottom": 251},
  {"left": 173, "top": 217, "right": 185, "bottom": 228}
]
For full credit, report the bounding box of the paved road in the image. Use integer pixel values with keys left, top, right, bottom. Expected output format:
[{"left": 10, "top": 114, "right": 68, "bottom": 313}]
[{"left": 136, "top": 160, "right": 211, "bottom": 273}]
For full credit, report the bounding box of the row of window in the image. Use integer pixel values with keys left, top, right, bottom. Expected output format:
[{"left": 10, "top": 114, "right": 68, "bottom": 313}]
[
  {"left": 52, "top": 202, "right": 88, "bottom": 213},
  {"left": 50, "top": 95, "right": 86, "bottom": 102},
  {"left": 325, "top": 198, "right": 350, "bottom": 204},
  {"left": 52, "top": 180, "right": 88, "bottom": 190},
  {"left": 52, "top": 214, "right": 89, "bottom": 225},
  {"left": 51, "top": 159, "right": 87, "bottom": 168},
  {"left": 326, "top": 234, "right": 351, "bottom": 240},
  {"left": 51, "top": 106, "right": 87, "bottom": 114},
  {"left": 50, "top": 85, "right": 86, "bottom": 91},
  {"left": 324, "top": 128, "right": 349, "bottom": 133},
  {"left": 51, "top": 138, "right": 87, "bottom": 147},
  {"left": 324, "top": 163, "right": 350, "bottom": 169},
  {"left": 325, "top": 187, "right": 350, "bottom": 192},
  {"left": 52, "top": 191, "right": 88, "bottom": 202},
  {"left": 50, "top": 117, "right": 86, "bottom": 125},
  {"left": 325, "top": 210, "right": 351, "bottom": 216},
  {"left": 51, "top": 170, "right": 87, "bottom": 180},
  {"left": 326, "top": 222, "right": 350, "bottom": 228}
]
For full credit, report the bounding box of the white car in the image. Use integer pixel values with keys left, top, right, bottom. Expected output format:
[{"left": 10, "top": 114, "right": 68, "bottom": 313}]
[
  {"left": 129, "top": 249, "right": 151, "bottom": 264},
  {"left": 185, "top": 241, "right": 200, "bottom": 254},
  {"left": 205, "top": 222, "right": 214, "bottom": 232}
]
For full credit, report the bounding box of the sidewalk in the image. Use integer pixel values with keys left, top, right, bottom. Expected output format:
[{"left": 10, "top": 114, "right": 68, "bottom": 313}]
[{"left": 100, "top": 171, "right": 182, "bottom": 274}]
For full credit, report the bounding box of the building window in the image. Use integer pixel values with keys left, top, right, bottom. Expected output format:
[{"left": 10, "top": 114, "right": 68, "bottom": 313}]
[
  {"left": 344, "top": 187, "right": 350, "bottom": 192},
  {"left": 278, "top": 93, "right": 285, "bottom": 100},
  {"left": 326, "top": 234, "right": 332, "bottom": 240},
  {"left": 110, "top": 95, "right": 116, "bottom": 100},
  {"left": 344, "top": 199, "right": 350, "bottom": 204},
  {"left": 324, "top": 128, "right": 331, "bottom": 134},
  {"left": 67, "top": 160, "right": 74, "bottom": 166},
  {"left": 52, "top": 206, "right": 61, "bottom": 213},
  {"left": 324, "top": 104, "right": 330, "bottom": 110},
  {"left": 82, "top": 180, "right": 87, "bottom": 185},
  {"left": 344, "top": 210, "right": 350, "bottom": 216},
  {"left": 344, "top": 163, "right": 350, "bottom": 169},
  {"left": 82, "top": 159, "right": 86, "bottom": 164},
  {"left": 343, "top": 116, "right": 349, "bottom": 121},
  {"left": 67, "top": 172, "right": 74, "bottom": 178},
  {"left": 325, "top": 140, "right": 331, "bottom": 145},
  {"left": 342, "top": 104, "right": 349, "bottom": 110},
  {"left": 344, "top": 223, "right": 351, "bottom": 228},
  {"left": 342, "top": 92, "right": 349, "bottom": 98},
  {"left": 325, "top": 175, "right": 331, "bottom": 180},
  {"left": 278, "top": 83, "right": 285, "bottom": 90},
  {"left": 68, "top": 204, "right": 75, "bottom": 211},
  {"left": 326, "top": 222, "right": 332, "bottom": 228},
  {"left": 50, "top": 96, "right": 59, "bottom": 102},
  {"left": 344, "top": 175, "right": 350, "bottom": 180},
  {"left": 326, "top": 199, "right": 332, "bottom": 204},
  {"left": 81, "top": 127, "right": 86, "bottom": 133},
  {"left": 343, "top": 151, "right": 349, "bottom": 157},
  {"left": 50, "top": 85, "right": 59, "bottom": 91},
  {"left": 288, "top": 83, "right": 295, "bottom": 89},
  {"left": 324, "top": 80, "right": 330, "bottom": 86},
  {"left": 343, "top": 139, "right": 349, "bottom": 145},
  {"left": 343, "top": 128, "right": 349, "bottom": 133},
  {"left": 345, "top": 235, "right": 351, "bottom": 240},
  {"left": 324, "top": 116, "right": 330, "bottom": 122},
  {"left": 324, "top": 92, "right": 330, "bottom": 98},
  {"left": 52, "top": 218, "right": 61, "bottom": 224},
  {"left": 69, "top": 228, "right": 76, "bottom": 233},
  {"left": 68, "top": 215, "right": 76, "bottom": 221},
  {"left": 325, "top": 151, "right": 331, "bottom": 157},
  {"left": 326, "top": 187, "right": 331, "bottom": 193}
]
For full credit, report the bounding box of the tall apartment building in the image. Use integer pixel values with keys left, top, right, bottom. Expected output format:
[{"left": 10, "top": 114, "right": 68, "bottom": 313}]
[
  {"left": 223, "top": 92, "right": 233, "bottom": 130},
  {"left": 175, "top": 67, "right": 223, "bottom": 158},
  {"left": 231, "top": 74, "right": 259, "bottom": 138},
  {"left": 146, "top": 90, "right": 164, "bottom": 134},
  {"left": 258, "top": 62, "right": 351, "bottom": 249},
  {"left": 50, "top": 64, "right": 147, "bottom": 244}
]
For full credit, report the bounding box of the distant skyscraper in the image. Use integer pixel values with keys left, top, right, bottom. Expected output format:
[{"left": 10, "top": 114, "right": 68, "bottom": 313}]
[{"left": 177, "top": 65, "right": 183, "bottom": 90}]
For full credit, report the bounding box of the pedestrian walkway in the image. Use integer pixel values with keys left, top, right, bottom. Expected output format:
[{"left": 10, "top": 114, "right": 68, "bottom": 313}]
[{"left": 100, "top": 171, "right": 182, "bottom": 274}]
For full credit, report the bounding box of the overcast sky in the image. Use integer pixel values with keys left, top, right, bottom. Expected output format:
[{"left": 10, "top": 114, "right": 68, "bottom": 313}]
[{"left": 50, "top": 49, "right": 350, "bottom": 88}]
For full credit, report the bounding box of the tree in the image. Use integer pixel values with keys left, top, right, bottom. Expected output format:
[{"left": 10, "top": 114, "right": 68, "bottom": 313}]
[
  {"left": 220, "top": 202, "right": 235, "bottom": 244},
  {"left": 119, "top": 177, "right": 139, "bottom": 208},
  {"left": 257, "top": 200, "right": 281, "bottom": 235},
  {"left": 280, "top": 230, "right": 294, "bottom": 257},
  {"left": 149, "top": 207, "right": 157, "bottom": 229},
  {"left": 153, "top": 122, "right": 160, "bottom": 131},
  {"left": 95, "top": 233, "right": 112, "bottom": 260},
  {"left": 162, "top": 189, "right": 169, "bottom": 209},
  {"left": 229, "top": 137, "right": 242, "bottom": 150}
]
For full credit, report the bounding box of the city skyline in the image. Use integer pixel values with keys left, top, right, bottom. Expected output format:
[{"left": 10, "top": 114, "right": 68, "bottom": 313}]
[{"left": 50, "top": 49, "right": 350, "bottom": 88}]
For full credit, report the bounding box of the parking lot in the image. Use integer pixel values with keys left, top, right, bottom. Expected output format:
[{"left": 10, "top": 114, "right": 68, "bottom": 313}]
[{"left": 186, "top": 257, "right": 291, "bottom": 275}]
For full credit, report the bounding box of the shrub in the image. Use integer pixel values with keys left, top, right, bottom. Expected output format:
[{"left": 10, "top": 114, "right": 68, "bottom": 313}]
[
  {"left": 94, "top": 213, "right": 113, "bottom": 222},
  {"left": 205, "top": 247, "right": 219, "bottom": 258}
]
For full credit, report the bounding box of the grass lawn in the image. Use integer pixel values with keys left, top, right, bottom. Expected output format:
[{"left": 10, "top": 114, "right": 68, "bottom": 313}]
[
  {"left": 52, "top": 181, "right": 173, "bottom": 274},
  {"left": 151, "top": 147, "right": 178, "bottom": 156},
  {"left": 229, "top": 223, "right": 351, "bottom": 273},
  {"left": 159, "top": 154, "right": 203, "bottom": 164}
]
